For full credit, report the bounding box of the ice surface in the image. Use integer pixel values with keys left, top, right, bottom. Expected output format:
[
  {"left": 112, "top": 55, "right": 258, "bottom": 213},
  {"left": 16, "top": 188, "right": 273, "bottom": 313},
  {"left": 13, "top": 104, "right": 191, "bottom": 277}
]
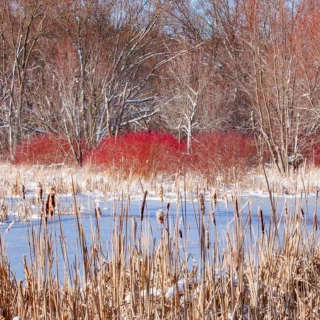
[{"left": 0, "top": 191, "right": 317, "bottom": 281}]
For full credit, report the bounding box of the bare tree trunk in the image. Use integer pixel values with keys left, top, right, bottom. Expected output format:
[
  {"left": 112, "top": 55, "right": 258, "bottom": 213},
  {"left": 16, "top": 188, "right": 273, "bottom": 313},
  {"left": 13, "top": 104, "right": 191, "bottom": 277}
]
[{"left": 187, "top": 119, "right": 192, "bottom": 154}]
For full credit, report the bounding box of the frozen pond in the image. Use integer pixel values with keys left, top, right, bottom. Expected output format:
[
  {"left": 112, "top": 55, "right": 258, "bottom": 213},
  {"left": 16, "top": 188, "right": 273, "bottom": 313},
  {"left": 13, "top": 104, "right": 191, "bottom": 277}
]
[{"left": 0, "top": 191, "right": 318, "bottom": 280}]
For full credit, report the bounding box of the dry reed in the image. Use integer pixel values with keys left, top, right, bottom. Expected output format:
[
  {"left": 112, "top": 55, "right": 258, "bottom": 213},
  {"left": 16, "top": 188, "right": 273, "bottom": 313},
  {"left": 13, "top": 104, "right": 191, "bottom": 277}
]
[{"left": 0, "top": 168, "right": 319, "bottom": 319}]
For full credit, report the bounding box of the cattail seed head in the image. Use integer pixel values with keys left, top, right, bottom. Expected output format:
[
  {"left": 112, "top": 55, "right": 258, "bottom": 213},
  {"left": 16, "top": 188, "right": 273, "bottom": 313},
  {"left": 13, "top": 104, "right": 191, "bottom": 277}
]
[
  {"left": 200, "top": 193, "right": 205, "bottom": 215},
  {"left": 205, "top": 227, "right": 210, "bottom": 249},
  {"left": 212, "top": 189, "right": 217, "bottom": 207},
  {"left": 21, "top": 184, "right": 25, "bottom": 200},
  {"left": 132, "top": 217, "right": 137, "bottom": 242},
  {"left": 140, "top": 191, "right": 148, "bottom": 221},
  {"left": 258, "top": 207, "right": 265, "bottom": 235},
  {"left": 94, "top": 203, "right": 102, "bottom": 217},
  {"left": 156, "top": 209, "right": 164, "bottom": 224},
  {"left": 36, "top": 182, "right": 43, "bottom": 204},
  {"left": 0, "top": 204, "right": 8, "bottom": 222},
  {"left": 159, "top": 185, "right": 164, "bottom": 203},
  {"left": 314, "top": 212, "right": 318, "bottom": 230},
  {"left": 210, "top": 211, "right": 216, "bottom": 225},
  {"left": 300, "top": 207, "right": 305, "bottom": 218},
  {"left": 46, "top": 186, "right": 56, "bottom": 217}
]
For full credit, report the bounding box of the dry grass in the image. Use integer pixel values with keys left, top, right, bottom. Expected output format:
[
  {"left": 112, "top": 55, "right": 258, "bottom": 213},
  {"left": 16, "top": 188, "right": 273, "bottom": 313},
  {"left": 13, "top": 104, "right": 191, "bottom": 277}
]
[
  {"left": 0, "top": 162, "right": 319, "bottom": 197},
  {"left": 0, "top": 165, "right": 319, "bottom": 319}
]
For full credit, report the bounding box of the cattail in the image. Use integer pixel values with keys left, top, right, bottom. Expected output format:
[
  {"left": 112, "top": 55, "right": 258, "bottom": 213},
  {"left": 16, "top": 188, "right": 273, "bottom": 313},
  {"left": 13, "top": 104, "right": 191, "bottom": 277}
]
[
  {"left": 210, "top": 211, "right": 216, "bottom": 225},
  {"left": 224, "top": 194, "right": 228, "bottom": 210},
  {"left": 166, "top": 202, "right": 170, "bottom": 217},
  {"left": 258, "top": 207, "right": 265, "bottom": 235},
  {"left": 12, "top": 177, "right": 19, "bottom": 196},
  {"left": 313, "top": 212, "right": 318, "bottom": 231},
  {"left": 236, "top": 199, "right": 239, "bottom": 218},
  {"left": 205, "top": 227, "right": 210, "bottom": 249},
  {"left": 36, "top": 182, "right": 43, "bottom": 204},
  {"left": 156, "top": 209, "right": 164, "bottom": 225},
  {"left": 212, "top": 189, "right": 217, "bottom": 208},
  {"left": 132, "top": 217, "right": 137, "bottom": 243},
  {"left": 21, "top": 184, "right": 25, "bottom": 200},
  {"left": 200, "top": 193, "right": 205, "bottom": 215},
  {"left": 94, "top": 203, "right": 102, "bottom": 217},
  {"left": 233, "top": 197, "right": 239, "bottom": 218},
  {"left": 248, "top": 209, "right": 252, "bottom": 233},
  {"left": 46, "top": 187, "right": 56, "bottom": 217},
  {"left": 0, "top": 204, "right": 8, "bottom": 222},
  {"left": 300, "top": 207, "right": 305, "bottom": 218},
  {"left": 48, "top": 186, "right": 56, "bottom": 195},
  {"left": 159, "top": 185, "right": 164, "bottom": 203},
  {"left": 179, "top": 229, "right": 183, "bottom": 238},
  {"left": 140, "top": 191, "right": 148, "bottom": 221}
]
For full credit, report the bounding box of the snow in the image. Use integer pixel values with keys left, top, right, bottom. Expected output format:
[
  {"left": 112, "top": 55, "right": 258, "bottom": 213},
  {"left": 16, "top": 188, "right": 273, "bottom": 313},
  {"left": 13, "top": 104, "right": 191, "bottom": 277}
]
[
  {"left": 0, "top": 165, "right": 318, "bottom": 281},
  {"left": 165, "top": 278, "right": 199, "bottom": 299},
  {"left": 125, "top": 288, "right": 162, "bottom": 304}
]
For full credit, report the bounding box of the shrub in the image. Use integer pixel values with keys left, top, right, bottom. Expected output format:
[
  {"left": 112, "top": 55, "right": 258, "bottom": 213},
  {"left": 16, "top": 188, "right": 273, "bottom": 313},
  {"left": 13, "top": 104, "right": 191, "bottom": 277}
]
[
  {"left": 308, "top": 144, "right": 320, "bottom": 166},
  {"left": 13, "top": 134, "right": 76, "bottom": 165},
  {"left": 86, "top": 132, "right": 185, "bottom": 177},
  {"left": 300, "top": 132, "right": 320, "bottom": 167},
  {"left": 190, "top": 132, "right": 258, "bottom": 182}
]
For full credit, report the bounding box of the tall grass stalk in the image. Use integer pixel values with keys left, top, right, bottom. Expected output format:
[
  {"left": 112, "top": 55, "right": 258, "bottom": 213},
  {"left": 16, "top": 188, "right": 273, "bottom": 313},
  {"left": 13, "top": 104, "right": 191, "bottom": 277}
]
[{"left": 0, "top": 177, "right": 320, "bottom": 319}]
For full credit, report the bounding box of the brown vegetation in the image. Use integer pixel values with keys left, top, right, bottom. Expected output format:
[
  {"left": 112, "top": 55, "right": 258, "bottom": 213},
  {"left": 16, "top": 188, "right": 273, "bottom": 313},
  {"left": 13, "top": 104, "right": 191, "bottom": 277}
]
[{"left": 0, "top": 180, "right": 319, "bottom": 319}]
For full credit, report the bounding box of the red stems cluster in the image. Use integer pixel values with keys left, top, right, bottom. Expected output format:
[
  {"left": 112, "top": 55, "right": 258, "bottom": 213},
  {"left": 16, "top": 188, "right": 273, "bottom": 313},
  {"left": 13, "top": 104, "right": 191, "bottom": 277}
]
[
  {"left": 14, "top": 134, "right": 77, "bottom": 166},
  {"left": 87, "top": 132, "right": 184, "bottom": 178},
  {"left": 190, "top": 132, "right": 257, "bottom": 181}
]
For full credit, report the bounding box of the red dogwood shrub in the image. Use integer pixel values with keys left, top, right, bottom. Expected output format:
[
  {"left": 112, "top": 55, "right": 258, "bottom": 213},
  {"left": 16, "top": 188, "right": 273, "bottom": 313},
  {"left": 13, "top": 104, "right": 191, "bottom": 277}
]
[
  {"left": 308, "top": 144, "right": 320, "bottom": 166},
  {"left": 299, "top": 132, "right": 320, "bottom": 167},
  {"left": 86, "top": 132, "right": 185, "bottom": 177},
  {"left": 14, "top": 134, "right": 76, "bottom": 165},
  {"left": 190, "top": 132, "right": 258, "bottom": 181}
]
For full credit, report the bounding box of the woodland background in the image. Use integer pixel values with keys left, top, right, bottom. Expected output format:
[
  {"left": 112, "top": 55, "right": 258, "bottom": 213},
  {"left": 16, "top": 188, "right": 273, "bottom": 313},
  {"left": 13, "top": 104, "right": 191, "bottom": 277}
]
[{"left": 1, "top": 0, "right": 320, "bottom": 176}]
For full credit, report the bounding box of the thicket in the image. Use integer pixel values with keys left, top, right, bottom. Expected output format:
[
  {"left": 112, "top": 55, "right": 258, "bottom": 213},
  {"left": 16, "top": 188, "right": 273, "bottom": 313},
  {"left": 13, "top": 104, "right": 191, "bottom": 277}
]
[
  {"left": 1, "top": 0, "right": 320, "bottom": 175},
  {"left": 13, "top": 134, "right": 76, "bottom": 166},
  {"left": 86, "top": 132, "right": 184, "bottom": 178},
  {"left": 190, "top": 132, "right": 258, "bottom": 181},
  {"left": 11, "top": 132, "right": 259, "bottom": 180}
]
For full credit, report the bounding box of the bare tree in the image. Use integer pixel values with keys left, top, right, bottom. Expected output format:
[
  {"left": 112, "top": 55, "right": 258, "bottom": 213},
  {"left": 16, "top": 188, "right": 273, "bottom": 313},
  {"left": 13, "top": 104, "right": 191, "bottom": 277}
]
[
  {"left": 210, "top": 0, "right": 304, "bottom": 175},
  {"left": 2, "top": 0, "right": 320, "bottom": 172},
  {"left": 162, "top": 0, "right": 234, "bottom": 153},
  {"left": 100, "top": 0, "right": 173, "bottom": 140},
  {"left": 30, "top": 0, "right": 177, "bottom": 165},
  {"left": 295, "top": 0, "right": 320, "bottom": 138},
  {"left": 163, "top": 46, "right": 216, "bottom": 152},
  {"left": 0, "top": 0, "right": 50, "bottom": 160}
]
